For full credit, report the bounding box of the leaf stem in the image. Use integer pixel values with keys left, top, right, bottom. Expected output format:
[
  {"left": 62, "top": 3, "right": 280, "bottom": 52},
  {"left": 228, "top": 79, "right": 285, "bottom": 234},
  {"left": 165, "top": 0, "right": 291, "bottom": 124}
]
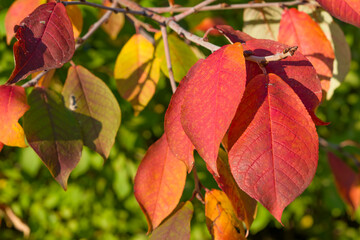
[{"left": 191, "top": 166, "right": 206, "bottom": 204}]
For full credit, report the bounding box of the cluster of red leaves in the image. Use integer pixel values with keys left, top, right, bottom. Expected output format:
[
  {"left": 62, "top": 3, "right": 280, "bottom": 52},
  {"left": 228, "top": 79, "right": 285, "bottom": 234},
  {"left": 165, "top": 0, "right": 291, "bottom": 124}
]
[{"left": 1, "top": 0, "right": 360, "bottom": 238}]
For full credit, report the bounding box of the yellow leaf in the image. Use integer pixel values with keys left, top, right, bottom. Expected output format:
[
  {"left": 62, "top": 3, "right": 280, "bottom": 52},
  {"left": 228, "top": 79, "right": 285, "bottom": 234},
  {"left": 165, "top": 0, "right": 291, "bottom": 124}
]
[{"left": 66, "top": 2, "right": 83, "bottom": 38}]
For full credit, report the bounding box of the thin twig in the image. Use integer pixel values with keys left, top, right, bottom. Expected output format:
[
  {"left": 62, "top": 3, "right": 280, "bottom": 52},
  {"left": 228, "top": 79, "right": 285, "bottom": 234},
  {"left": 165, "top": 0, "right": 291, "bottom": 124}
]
[
  {"left": 161, "top": 26, "right": 177, "bottom": 93},
  {"left": 21, "top": 70, "right": 48, "bottom": 88},
  {"left": 151, "top": 0, "right": 311, "bottom": 13},
  {"left": 173, "top": 0, "right": 216, "bottom": 22},
  {"left": 125, "top": 13, "right": 159, "bottom": 33},
  {"left": 191, "top": 166, "right": 205, "bottom": 204},
  {"left": 319, "top": 137, "right": 360, "bottom": 168}
]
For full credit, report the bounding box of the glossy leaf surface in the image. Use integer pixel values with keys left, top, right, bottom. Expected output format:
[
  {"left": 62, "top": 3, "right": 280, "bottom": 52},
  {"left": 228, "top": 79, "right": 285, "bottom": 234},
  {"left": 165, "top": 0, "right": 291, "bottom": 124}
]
[
  {"left": 23, "top": 88, "right": 82, "bottom": 190},
  {"left": 205, "top": 189, "right": 246, "bottom": 240},
  {"left": 181, "top": 43, "right": 246, "bottom": 176},
  {"left": 4, "top": 0, "right": 43, "bottom": 45},
  {"left": 134, "top": 134, "right": 187, "bottom": 232},
  {"left": 164, "top": 60, "right": 204, "bottom": 171},
  {"left": 0, "top": 85, "right": 29, "bottom": 147},
  {"left": 149, "top": 201, "right": 193, "bottom": 240},
  {"left": 156, "top": 34, "right": 198, "bottom": 82},
  {"left": 328, "top": 152, "right": 360, "bottom": 211},
  {"left": 114, "top": 34, "right": 159, "bottom": 115},
  {"left": 228, "top": 74, "right": 318, "bottom": 222},
  {"left": 62, "top": 65, "right": 121, "bottom": 159},
  {"left": 7, "top": 2, "right": 75, "bottom": 84},
  {"left": 316, "top": 0, "right": 360, "bottom": 28},
  {"left": 278, "top": 8, "right": 335, "bottom": 93}
]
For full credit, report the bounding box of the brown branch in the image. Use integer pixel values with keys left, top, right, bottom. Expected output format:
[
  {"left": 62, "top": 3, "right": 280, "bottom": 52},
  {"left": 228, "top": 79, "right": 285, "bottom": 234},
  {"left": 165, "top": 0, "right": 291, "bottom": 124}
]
[
  {"left": 21, "top": 70, "right": 48, "bottom": 88},
  {"left": 173, "top": 0, "right": 216, "bottom": 22},
  {"left": 151, "top": 0, "right": 311, "bottom": 13},
  {"left": 0, "top": 204, "right": 30, "bottom": 238},
  {"left": 160, "top": 26, "right": 177, "bottom": 93},
  {"left": 190, "top": 166, "right": 205, "bottom": 204}
]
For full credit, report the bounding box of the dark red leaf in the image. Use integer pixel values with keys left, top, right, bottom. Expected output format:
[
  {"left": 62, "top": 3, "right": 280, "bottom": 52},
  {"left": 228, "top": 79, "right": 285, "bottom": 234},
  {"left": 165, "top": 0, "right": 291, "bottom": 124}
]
[
  {"left": 181, "top": 43, "right": 246, "bottom": 176},
  {"left": 228, "top": 73, "right": 318, "bottom": 222},
  {"left": 7, "top": 2, "right": 75, "bottom": 84}
]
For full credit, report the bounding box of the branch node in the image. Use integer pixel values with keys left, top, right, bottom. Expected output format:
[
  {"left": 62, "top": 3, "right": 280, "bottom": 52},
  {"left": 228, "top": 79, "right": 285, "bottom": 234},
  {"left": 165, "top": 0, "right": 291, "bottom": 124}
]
[{"left": 243, "top": 50, "right": 254, "bottom": 57}]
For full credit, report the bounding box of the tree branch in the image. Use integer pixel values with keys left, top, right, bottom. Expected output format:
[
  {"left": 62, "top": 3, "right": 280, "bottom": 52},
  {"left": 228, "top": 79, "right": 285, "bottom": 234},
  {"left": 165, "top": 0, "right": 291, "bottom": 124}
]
[
  {"left": 160, "top": 26, "right": 177, "bottom": 93},
  {"left": 173, "top": 0, "right": 216, "bottom": 22}
]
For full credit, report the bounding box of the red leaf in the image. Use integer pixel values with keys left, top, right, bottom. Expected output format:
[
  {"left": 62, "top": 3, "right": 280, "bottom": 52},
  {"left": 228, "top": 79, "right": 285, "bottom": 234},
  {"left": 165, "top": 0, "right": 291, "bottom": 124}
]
[
  {"left": 134, "top": 134, "right": 187, "bottom": 232},
  {"left": 228, "top": 73, "right": 318, "bottom": 222},
  {"left": 243, "top": 39, "right": 323, "bottom": 126},
  {"left": 0, "top": 142, "right": 4, "bottom": 152},
  {"left": 0, "top": 85, "right": 30, "bottom": 148},
  {"left": 316, "top": 0, "right": 360, "bottom": 28},
  {"left": 181, "top": 43, "right": 246, "bottom": 176},
  {"left": 213, "top": 25, "right": 254, "bottom": 43},
  {"left": 278, "top": 8, "right": 335, "bottom": 93},
  {"left": 7, "top": 2, "right": 75, "bottom": 84},
  {"left": 194, "top": 17, "right": 227, "bottom": 36},
  {"left": 328, "top": 152, "right": 360, "bottom": 211},
  {"left": 4, "top": 0, "right": 43, "bottom": 45},
  {"left": 164, "top": 60, "right": 204, "bottom": 172}
]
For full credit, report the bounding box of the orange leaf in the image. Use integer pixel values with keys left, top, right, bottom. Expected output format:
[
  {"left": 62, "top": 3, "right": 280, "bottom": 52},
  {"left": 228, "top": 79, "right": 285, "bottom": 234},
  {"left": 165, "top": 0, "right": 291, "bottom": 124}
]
[
  {"left": 205, "top": 189, "right": 246, "bottom": 240},
  {"left": 278, "top": 8, "right": 335, "bottom": 93},
  {"left": 100, "top": 0, "right": 125, "bottom": 40},
  {"left": 0, "top": 85, "right": 29, "bottom": 147},
  {"left": 194, "top": 17, "right": 227, "bottom": 36},
  {"left": 134, "top": 134, "right": 187, "bottom": 232},
  {"left": 66, "top": 2, "right": 83, "bottom": 39},
  {"left": 4, "top": 0, "right": 44, "bottom": 45},
  {"left": 0, "top": 142, "right": 4, "bottom": 152},
  {"left": 328, "top": 152, "right": 360, "bottom": 212},
  {"left": 181, "top": 43, "right": 246, "bottom": 176}
]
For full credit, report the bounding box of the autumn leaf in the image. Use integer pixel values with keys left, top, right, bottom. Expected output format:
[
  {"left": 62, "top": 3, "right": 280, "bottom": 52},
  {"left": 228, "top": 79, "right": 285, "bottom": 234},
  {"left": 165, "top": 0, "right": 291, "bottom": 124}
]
[
  {"left": 100, "top": 0, "right": 125, "bottom": 40},
  {"left": 66, "top": 1, "right": 83, "bottom": 39},
  {"left": 155, "top": 34, "right": 199, "bottom": 82},
  {"left": 194, "top": 17, "right": 227, "bottom": 36},
  {"left": 4, "top": 0, "right": 44, "bottom": 45},
  {"left": 328, "top": 152, "right": 360, "bottom": 212},
  {"left": 0, "top": 143, "right": 3, "bottom": 152},
  {"left": 134, "top": 134, "right": 187, "bottom": 232},
  {"left": 205, "top": 189, "right": 246, "bottom": 240},
  {"left": 278, "top": 8, "right": 335, "bottom": 93},
  {"left": 0, "top": 85, "right": 29, "bottom": 148},
  {"left": 181, "top": 43, "right": 246, "bottom": 176},
  {"left": 114, "top": 34, "right": 160, "bottom": 115},
  {"left": 23, "top": 88, "right": 83, "bottom": 190},
  {"left": 62, "top": 65, "right": 121, "bottom": 160},
  {"left": 243, "top": 3, "right": 283, "bottom": 41},
  {"left": 32, "top": 69, "right": 56, "bottom": 88},
  {"left": 213, "top": 25, "right": 254, "bottom": 43},
  {"left": 7, "top": 2, "right": 75, "bottom": 84},
  {"left": 164, "top": 60, "right": 204, "bottom": 172},
  {"left": 149, "top": 201, "right": 193, "bottom": 240},
  {"left": 316, "top": 0, "right": 360, "bottom": 28},
  {"left": 228, "top": 73, "right": 318, "bottom": 223}
]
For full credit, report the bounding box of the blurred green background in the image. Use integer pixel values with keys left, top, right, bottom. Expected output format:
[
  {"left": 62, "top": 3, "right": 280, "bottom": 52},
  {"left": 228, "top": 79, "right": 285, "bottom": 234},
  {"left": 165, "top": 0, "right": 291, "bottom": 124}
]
[{"left": 1, "top": 0, "right": 360, "bottom": 239}]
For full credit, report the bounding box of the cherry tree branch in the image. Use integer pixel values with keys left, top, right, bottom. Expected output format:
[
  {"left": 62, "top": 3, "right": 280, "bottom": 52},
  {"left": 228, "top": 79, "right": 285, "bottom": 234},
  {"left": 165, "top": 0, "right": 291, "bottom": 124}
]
[
  {"left": 173, "top": 0, "right": 216, "bottom": 22},
  {"left": 160, "top": 26, "right": 177, "bottom": 93},
  {"left": 151, "top": 0, "right": 311, "bottom": 13}
]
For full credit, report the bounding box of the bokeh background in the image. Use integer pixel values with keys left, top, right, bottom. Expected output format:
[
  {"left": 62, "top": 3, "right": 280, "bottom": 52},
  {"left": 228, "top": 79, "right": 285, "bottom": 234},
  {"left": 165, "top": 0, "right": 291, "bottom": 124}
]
[{"left": 1, "top": 0, "right": 360, "bottom": 239}]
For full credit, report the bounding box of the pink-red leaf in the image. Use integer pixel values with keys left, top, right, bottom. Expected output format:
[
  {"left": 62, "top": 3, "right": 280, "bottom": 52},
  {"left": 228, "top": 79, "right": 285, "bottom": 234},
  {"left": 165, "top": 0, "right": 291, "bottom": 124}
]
[
  {"left": 164, "top": 60, "right": 204, "bottom": 172},
  {"left": 0, "top": 142, "right": 3, "bottom": 152},
  {"left": 328, "top": 152, "right": 360, "bottom": 212},
  {"left": 243, "top": 39, "right": 323, "bottom": 125},
  {"left": 7, "top": 2, "right": 75, "bottom": 84},
  {"left": 4, "top": 0, "right": 44, "bottom": 45},
  {"left": 228, "top": 73, "right": 318, "bottom": 223},
  {"left": 213, "top": 25, "right": 254, "bottom": 43},
  {"left": 0, "top": 85, "right": 30, "bottom": 148},
  {"left": 316, "top": 0, "right": 360, "bottom": 28},
  {"left": 278, "top": 8, "right": 335, "bottom": 93},
  {"left": 134, "top": 134, "right": 187, "bottom": 232},
  {"left": 181, "top": 43, "right": 246, "bottom": 176}
]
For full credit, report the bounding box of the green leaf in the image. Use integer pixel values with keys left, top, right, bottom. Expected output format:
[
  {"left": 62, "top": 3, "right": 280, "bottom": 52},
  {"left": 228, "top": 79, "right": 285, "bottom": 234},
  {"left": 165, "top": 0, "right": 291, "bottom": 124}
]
[
  {"left": 23, "top": 88, "right": 83, "bottom": 190},
  {"left": 156, "top": 34, "right": 198, "bottom": 82},
  {"left": 62, "top": 65, "right": 121, "bottom": 159}
]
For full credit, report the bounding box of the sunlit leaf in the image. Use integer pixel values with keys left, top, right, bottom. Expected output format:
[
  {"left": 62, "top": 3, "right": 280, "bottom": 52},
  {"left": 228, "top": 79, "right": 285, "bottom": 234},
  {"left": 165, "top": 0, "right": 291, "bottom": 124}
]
[
  {"left": 149, "top": 201, "right": 193, "bottom": 240},
  {"left": 134, "top": 134, "right": 187, "bottom": 232},
  {"left": 205, "top": 189, "right": 246, "bottom": 240},
  {"left": 0, "top": 85, "right": 29, "bottom": 147},
  {"left": 32, "top": 69, "right": 56, "bottom": 88},
  {"left": 7, "top": 2, "right": 75, "bottom": 84},
  {"left": 228, "top": 73, "right": 318, "bottom": 223},
  {"left": 62, "top": 65, "right": 121, "bottom": 159},
  {"left": 23, "top": 88, "right": 83, "bottom": 190},
  {"left": 181, "top": 43, "right": 246, "bottom": 176},
  {"left": 66, "top": 1, "right": 83, "bottom": 39},
  {"left": 278, "top": 8, "right": 335, "bottom": 93}
]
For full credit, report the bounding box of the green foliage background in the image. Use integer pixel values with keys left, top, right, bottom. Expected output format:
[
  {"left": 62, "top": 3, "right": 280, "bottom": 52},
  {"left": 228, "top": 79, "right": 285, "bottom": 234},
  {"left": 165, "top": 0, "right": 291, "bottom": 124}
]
[{"left": 1, "top": 0, "right": 360, "bottom": 239}]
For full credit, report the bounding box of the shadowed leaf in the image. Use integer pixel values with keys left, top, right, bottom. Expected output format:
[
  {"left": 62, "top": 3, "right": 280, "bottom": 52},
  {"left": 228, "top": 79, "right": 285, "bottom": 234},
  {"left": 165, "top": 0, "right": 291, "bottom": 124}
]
[
  {"left": 62, "top": 65, "right": 121, "bottom": 159},
  {"left": 23, "top": 88, "right": 82, "bottom": 190},
  {"left": 134, "top": 134, "right": 187, "bottom": 232},
  {"left": 205, "top": 189, "right": 246, "bottom": 240},
  {"left": 100, "top": 0, "right": 125, "bottom": 40},
  {"left": 228, "top": 74, "right": 318, "bottom": 223},
  {"left": 0, "top": 85, "right": 29, "bottom": 147},
  {"left": 7, "top": 2, "right": 75, "bottom": 84},
  {"left": 181, "top": 43, "right": 246, "bottom": 176},
  {"left": 278, "top": 8, "right": 335, "bottom": 93},
  {"left": 149, "top": 201, "right": 193, "bottom": 240}
]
